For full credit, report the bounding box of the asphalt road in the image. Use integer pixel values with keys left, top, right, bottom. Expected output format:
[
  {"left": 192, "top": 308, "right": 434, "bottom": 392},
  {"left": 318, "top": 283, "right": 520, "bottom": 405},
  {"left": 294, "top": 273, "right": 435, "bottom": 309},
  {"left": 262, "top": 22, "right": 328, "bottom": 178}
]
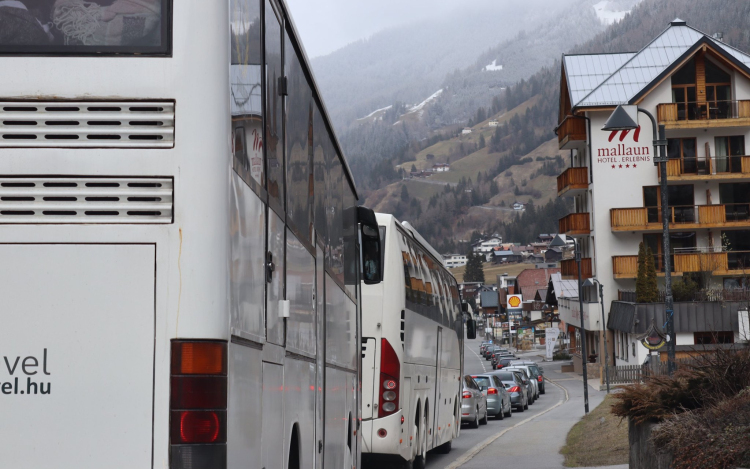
[{"left": 424, "top": 336, "right": 608, "bottom": 469}]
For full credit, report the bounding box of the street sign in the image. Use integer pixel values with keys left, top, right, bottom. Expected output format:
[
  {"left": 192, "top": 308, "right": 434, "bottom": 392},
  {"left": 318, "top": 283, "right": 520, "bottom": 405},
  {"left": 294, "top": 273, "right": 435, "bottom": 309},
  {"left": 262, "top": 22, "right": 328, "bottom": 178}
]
[{"left": 545, "top": 327, "right": 560, "bottom": 360}]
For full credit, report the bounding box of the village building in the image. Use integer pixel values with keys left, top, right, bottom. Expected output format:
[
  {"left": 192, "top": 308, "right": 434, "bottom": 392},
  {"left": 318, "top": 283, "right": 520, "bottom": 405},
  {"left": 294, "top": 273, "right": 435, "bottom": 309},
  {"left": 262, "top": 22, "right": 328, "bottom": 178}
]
[
  {"left": 432, "top": 163, "right": 450, "bottom": 172},
  {"left": 556, "top": 19, "right": 750, "bottom": 372},
  {"left": 443, "top": 253, "right": 467, "bottom": 268}
]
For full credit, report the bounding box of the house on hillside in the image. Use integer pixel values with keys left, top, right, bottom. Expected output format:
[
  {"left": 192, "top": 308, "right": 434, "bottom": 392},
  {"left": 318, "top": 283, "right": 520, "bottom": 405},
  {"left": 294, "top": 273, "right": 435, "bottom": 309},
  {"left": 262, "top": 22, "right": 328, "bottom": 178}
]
[
  {"left": 443, "top": 254, "right": 467, "bottom": 268},
  {"left": 513, "top": 267, "right": 561, "bottom": 302},
  {"left": 537, "top": 233, "right": 556, "bottom": 244},
  {"left": 489, "top": 120, "right": 499, "bottom": 127},
  {"left": 512, "top": 202, "right": 525, "bottom": 211},
  {"left": 472, "top": 236, "right": 503, "bottom": 254},
  {"left": 432, "top": 163, "right": 450, "bottom": 172},
  {"left": 462, "top": 128, "right": 472, "bottom": 135},
  {"left": 492, "top": 249, "right": 522, "bottom": 264}
]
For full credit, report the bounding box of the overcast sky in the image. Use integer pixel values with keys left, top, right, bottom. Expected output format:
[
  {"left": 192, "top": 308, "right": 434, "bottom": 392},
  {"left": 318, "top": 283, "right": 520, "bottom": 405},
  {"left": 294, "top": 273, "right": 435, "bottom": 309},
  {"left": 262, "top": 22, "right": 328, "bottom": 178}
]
[{"left": 285, "top": 0, "right": 484, "bottom": 58}]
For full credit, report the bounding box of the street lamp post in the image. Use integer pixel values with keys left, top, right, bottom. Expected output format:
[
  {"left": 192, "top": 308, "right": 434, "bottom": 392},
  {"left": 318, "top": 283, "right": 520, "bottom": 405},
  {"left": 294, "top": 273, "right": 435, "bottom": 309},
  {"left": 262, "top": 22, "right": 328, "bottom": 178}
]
[
  {"left": 603, "top": 105, "right": 675, "bottom": 375},
  {"left": 584, "top": 278, "right": 611, "bottom": 393}
]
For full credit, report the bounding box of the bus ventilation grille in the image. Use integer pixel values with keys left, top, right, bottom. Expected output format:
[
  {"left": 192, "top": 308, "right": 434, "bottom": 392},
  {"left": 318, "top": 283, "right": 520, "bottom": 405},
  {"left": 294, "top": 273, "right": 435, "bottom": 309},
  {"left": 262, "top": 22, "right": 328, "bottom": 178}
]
[
  {"left": 0, "top": 177, "right": 173, "bottom": 224},
  {"left": 0, "top": 102, "right": 175, "bottom": 148}
]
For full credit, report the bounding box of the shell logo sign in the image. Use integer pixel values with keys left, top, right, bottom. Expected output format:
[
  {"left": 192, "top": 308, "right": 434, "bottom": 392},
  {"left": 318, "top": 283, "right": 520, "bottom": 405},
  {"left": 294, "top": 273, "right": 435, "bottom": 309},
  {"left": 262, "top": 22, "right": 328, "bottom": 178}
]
[{"left": 507, "top": 294, "right": 522, "bottom": 308}]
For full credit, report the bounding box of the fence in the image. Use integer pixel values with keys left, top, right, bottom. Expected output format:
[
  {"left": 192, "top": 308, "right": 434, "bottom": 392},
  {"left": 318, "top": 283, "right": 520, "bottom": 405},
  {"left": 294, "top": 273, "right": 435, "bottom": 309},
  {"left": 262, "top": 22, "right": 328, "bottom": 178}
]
[
  {"left": 607, "top": 358, "right": 698, "bottom": 385},
  {"left": 617, "top": 288, "right": 750, "bottom": 303}
]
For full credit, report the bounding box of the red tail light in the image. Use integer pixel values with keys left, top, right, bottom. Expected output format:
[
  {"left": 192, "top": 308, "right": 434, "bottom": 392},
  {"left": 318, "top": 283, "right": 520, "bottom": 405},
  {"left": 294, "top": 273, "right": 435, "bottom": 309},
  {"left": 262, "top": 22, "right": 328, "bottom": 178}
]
[
  {"left": 379, "top": 338, "right": 400, "bottom": 418},
  {"left": 538, "top": 376, "right": 543, "bottom": 382},
  {"left": 462, "top": 391, "right": 472, "bottom": 399},
  {"left": 170, "top": 340, "right": 227, "bottom": 468},
  {"left": 488, "top": 388, "right": 498, "bottom": 395},
  {"left": 508, "top": 386, "right": 520, "bottom": 393}
]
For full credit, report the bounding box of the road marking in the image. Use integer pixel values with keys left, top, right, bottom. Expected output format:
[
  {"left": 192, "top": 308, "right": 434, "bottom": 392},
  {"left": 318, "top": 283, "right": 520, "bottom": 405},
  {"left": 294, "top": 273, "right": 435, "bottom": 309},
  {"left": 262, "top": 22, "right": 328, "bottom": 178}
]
[
  {"left": 444, "top": 377, "right": 570, "bottom": 469},
  {"left": 468, "top": 347, "right": 487, "bottom": 373}
]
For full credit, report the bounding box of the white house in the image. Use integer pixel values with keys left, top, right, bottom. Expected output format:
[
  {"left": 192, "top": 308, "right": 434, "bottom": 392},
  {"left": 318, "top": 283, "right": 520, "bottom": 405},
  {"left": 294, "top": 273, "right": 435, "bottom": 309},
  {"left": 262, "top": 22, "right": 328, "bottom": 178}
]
[
  {"left": 512, "top": 202, "right": 525, "bottom": 211},
  {"left": 489, "top": 120, "right": 499, "bottom": 127},
  {"left": 462, "top": 128, "right": 472, "bottom": 135},
  {"left": 432, "top": 163, "right": 450, "bottom": 172},
  {"left": 443, "top": 254, "right": 467, "bottom": 268},
  {"left": 472, "top": 236, "right": 503, "bottom": 254}
]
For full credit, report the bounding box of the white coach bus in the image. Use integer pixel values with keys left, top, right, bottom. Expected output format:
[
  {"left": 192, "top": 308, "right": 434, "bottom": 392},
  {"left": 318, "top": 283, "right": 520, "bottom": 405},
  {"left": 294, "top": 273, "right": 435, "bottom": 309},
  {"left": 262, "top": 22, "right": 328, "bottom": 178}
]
[
  {"left": 0, "top": 1, "right": 383, "bottom": 469},
  {"left": 361, "top": 214, "right": 468, "bottom": 469}
]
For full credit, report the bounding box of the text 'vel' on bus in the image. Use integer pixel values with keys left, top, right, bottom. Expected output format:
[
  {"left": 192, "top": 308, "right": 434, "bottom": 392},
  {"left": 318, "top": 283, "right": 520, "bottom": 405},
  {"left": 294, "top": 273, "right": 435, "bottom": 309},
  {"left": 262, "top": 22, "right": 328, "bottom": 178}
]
[
  {"left": 360, "top": 214, "right": 463, "bottom": 469},
  {"left": 0, "top": 1, "right": 382, "bottom": 469}
]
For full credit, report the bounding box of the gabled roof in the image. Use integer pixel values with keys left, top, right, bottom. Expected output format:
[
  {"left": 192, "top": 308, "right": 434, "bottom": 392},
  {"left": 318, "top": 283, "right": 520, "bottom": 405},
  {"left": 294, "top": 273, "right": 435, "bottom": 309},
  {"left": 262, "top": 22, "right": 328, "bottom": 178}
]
[
  {"left": 550, "top": 272, "right": 578, "bottom": 299},
  {"left": 573, "top": 20, "right": 750, "bottom": 108},
  {"left": 564, "top": 52, "right": 636, "bottom": 106}
]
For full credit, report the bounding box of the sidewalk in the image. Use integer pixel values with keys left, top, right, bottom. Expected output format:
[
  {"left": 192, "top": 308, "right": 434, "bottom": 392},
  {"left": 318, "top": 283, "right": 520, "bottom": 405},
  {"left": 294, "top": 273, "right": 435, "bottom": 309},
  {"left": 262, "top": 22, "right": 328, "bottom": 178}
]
[{"left": 460, "top": 359, "right": 615, "bottom": 469}]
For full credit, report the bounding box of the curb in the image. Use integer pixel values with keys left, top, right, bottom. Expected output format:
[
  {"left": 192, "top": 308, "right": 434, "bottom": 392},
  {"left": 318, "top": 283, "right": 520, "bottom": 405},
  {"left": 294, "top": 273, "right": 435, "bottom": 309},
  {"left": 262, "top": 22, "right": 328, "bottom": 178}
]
[{"left": 444, "top": 377, "right": 571, "bottom": 469}]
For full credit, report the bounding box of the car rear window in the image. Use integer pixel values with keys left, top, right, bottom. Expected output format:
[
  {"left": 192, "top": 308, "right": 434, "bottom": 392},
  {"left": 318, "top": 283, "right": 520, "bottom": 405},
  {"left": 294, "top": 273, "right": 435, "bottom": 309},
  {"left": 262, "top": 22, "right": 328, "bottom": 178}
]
[
  {"left": 472, "top": 376, "right": 491, "bottom": 388},
  {"left": 0, "top": 0, "right": 171, "bottom": 55},
  {"left": 495, "top": 372, "right": 515, "bottom": 381}
]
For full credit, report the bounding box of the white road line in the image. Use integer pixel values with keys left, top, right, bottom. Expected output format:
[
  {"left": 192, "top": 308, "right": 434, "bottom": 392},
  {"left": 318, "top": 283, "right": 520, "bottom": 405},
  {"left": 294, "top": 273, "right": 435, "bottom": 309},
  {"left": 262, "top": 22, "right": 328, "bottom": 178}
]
[
  {"left": 468, "top": 347, "right": 487, "bottom": 373},
  {"left": 444, "top": 377, "right": 570, "bottom": 469}
]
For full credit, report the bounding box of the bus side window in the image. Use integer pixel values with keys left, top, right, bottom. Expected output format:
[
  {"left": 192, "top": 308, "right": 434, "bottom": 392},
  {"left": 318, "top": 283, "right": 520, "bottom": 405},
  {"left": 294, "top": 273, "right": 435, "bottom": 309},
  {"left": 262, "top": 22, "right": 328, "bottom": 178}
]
[{"left": 265, "top": 0, "right": 284, "bottom": 211}]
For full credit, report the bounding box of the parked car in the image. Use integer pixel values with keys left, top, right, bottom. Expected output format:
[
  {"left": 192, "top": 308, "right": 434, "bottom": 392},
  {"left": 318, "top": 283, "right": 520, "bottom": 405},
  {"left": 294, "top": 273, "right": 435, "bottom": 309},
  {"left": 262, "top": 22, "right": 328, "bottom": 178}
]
[
  {"left": 479, "top": 341, "right": 493, "bottom": 354},
  {"left": 472, "top": 374, "right": 512, "bottom": 419},
  {"left": 461, "top": 375, "right": 488, "bottom": 428},
  {"left": 506, "top": 368, "right": 537, "bottom": 403},
  {"left": 511, "top": 360, "right": 546, "bottom": 394},
  {"left": 491, "top": 370, "right": 528, "bottom": 412},
  {"left": 492, "top": 354, "right": 517, "bottom": 370},
  {"left": 489, "top": 348, "right": 510, "bottom": 363},
  {"left": 485, "top": 346, "right": 501, "bottom": 360}
]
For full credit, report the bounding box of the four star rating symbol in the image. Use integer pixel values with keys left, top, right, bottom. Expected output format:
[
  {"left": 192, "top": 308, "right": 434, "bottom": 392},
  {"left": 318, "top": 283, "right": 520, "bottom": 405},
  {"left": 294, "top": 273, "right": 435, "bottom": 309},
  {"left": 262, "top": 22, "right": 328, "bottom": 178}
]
[{"left": 611, "top": 163, "right": 638, "bottom": 169}]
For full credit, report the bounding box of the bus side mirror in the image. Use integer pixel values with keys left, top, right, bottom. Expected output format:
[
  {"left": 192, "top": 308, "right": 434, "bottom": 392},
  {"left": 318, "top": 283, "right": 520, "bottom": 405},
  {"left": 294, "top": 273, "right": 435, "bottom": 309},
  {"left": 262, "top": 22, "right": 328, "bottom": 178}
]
[
  {"left": 467, "top": 318, "right": 477, "bottom": 339},
  {"left": 358, "top": 206, "right": 382, "bottom": 285}
]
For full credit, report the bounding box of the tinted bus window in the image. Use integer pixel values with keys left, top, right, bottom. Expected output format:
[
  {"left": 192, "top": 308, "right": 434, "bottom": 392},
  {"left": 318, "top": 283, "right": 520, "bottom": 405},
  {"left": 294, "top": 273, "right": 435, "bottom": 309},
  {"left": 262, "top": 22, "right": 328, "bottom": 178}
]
[
  {"left": 0, "top": 0, "right": 170, "bottom": 55},
  {"left": 231, "top": 0, "right": 263, "bottom": 187},
  {"left": 265, "top": 0, "right": 284, "bottom": 211}
]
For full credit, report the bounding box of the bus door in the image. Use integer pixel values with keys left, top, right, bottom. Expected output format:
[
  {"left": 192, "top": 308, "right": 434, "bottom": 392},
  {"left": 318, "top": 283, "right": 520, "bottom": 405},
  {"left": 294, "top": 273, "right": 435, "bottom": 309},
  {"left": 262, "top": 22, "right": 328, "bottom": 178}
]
[
  {"left": 315, "top": 242, "right": 326, "bottom": 469},
  {"left": 432, "top": 327, "right": 443, "bottom": 448}
]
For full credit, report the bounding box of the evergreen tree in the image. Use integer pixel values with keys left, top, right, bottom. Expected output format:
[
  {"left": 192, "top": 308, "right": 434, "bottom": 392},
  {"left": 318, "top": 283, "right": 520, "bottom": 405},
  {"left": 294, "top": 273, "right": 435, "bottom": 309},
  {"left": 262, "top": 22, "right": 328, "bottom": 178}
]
[
  {"left": 644, "top": 246, "right": 659, "bottom": 302},
  {"left": 636, "top": 242, "right": 658, "bottom": 303},
  {"left": 636, "top": 242, "right": 648, "bottom": 302},
  {"left": 400, "top": 184, "right": 409, "bottom": 202},
  {"left": 479, "top": 133, "right": 486, "bottom": 149},
  {"left": 464, "top": 251, "right": 485, "bottom": 283}
]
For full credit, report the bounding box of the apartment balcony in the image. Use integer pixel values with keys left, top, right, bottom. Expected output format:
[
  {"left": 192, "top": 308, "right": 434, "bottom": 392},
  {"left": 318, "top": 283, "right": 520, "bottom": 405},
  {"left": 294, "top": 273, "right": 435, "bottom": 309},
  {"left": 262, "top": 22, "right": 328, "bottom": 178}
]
[
  {"left": 610, "top": 203, "right": 750, "bottom": 232},
  {"left": 557, "top": 115, "right": 587, "bottom": 150},
  {"left": 659, "top": 156, "right": 750, "bottom": 182},
  {"left": 559, "top": 212, "right": 591, "bottom": 237},
  {"left": 612, "top": 250, "right": 750, "bottom": 279},
  {"left": 561, "top": 257, "right": 593, "bottom": 280},
  {"left": 557, "top": 167, "right": 589, "bottom": 197},
  {"left": 657, "top": 100, "right": 750, "bottom": 130}
]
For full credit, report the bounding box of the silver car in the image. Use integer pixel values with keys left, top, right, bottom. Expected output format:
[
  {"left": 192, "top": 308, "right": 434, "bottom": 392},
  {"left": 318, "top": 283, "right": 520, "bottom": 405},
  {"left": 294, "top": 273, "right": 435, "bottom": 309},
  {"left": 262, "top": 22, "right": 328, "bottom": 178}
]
[
  {"left": 472, "top": 374, "right": 512, "bottom": 419},
  {"left": 506, "top": 368, "right": 536, "bottom": 405},
  {"left": 506, "top": 365, "right": 540, "bottom": 400},
  {"left": 461, "top": 375, "right": 488, "bottom": 428},
  {"left": 511, "top": 360, "right": 546, "bottom": 395},
  {"left": 490, "top": 370, "right": 528, "bottom": 412}
]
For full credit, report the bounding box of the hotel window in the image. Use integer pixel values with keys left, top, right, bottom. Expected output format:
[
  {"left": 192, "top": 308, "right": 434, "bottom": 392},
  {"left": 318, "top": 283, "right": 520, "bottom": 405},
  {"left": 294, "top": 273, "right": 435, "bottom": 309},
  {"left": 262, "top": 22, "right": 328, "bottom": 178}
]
[
  {"left": 643, "top": 185, "right": 695, "bottom": 224},
  {"left": 672, "top": 58, "right": 697, "bottom": 120},
  {"left": 715, "top": 136, "right": 745, "bottom": 173},
  {"left": 705, "top": 59, "right": 732, "bottom": 119},
  {"left": 667, "top": 138, "right": 699, "bottom": 173},
  {"left": 694, "top": 331, "right": 734, "bottom": 344}
]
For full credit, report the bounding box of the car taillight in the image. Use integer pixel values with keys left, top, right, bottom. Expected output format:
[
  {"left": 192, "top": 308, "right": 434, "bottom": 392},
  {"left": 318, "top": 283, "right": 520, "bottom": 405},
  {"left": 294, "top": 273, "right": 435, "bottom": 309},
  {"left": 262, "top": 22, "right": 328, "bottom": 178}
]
[
  {"left": 488, "top": 388, "right": 498, "bottom": 395},
  {"left": 379, "top": 338, "right": 400, "bottom": 418},
  {"left": 538, "top": 376, "right": 543, "bottom": 382},
  {"left": 508, "top": 386, "right": 520, "bottom": 393},
  {"left": 462, "top": 391, "right": 472, "bottom": 399},
  {"left": 170, "top": 340, "right": 227, "bottom": 468}
]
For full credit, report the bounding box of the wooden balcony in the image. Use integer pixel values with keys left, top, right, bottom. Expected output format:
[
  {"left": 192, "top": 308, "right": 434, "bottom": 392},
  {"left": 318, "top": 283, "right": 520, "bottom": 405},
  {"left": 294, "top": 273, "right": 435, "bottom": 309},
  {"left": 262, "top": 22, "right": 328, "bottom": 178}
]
[
  {"left": 559, "top": 212, "right": 591, "bottom": 237},
  {"left": 657, "top": 100, "right": 750, "bottom": 130},
  {"left": 557, "top": 115, "right": 587, "bottom": 150},
  {"left": 610, "top": 203, "right": 750, "bottom": 232},
  {"left": 557, "top": 167, "right": 588, "bottom": 197},
  {"left": 561, "top": 257, "right": 592, "bottom": 280},
  {"left": 612, "top": 251, "right": 750, "bottom": 279},
  {"left": 659, "top": 156, "right": 750, "bottom": 181}
]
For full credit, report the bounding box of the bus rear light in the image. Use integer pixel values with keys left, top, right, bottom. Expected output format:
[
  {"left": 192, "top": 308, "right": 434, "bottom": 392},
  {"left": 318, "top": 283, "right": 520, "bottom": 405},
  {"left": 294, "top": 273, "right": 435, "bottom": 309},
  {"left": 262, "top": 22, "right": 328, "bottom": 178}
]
[
  {"left": 377, "top": 429, "right": 387, "bottom": 438},
  {"left": 170, "top": 340, "right": 227, "bottom": 469},
  {"left": 378, "top": 338, "right": 400, "bottom": 418},
  {"left": 462, "top": 391, "right": 472, "bottom": 399},
  {"left": 171, "top": 411, "right": 227, "bottom": 444},
  {"left": 538, "top": 376, "right": 543, "bottom": 382},
  {"left": 171, "top": 342, "right": 226, "bottom": 375}
]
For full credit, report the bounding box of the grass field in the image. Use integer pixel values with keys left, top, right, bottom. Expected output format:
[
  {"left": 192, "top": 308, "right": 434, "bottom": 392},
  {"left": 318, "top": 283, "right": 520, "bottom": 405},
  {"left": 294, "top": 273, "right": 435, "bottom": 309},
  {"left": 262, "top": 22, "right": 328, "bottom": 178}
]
[
  {"left": 449, "top": 261, "right": 536, "bottom": 284},
  {"left": 560, "top": 394, "right": 629, "bottom": 467}
]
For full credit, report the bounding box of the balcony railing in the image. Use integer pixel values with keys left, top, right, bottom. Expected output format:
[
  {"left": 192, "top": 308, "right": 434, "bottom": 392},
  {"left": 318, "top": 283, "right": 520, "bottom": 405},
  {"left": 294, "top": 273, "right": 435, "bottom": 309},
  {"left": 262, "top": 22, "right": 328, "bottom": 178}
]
[
  {"left": 557, "top": 167, "right": 588, "bottom": 196},
  {"left": 660, "top": 155, "right": 750, "bottom": 179},
  {"left": 561, "top": 257, "right": 592, "bottom": 280},
  {"left": 557, "top": 115, "right": 587, "bottom": 149},
  {"left": 610, "top": 203, "right": 750, "bottom": 231},
  {"left": 657, "top": 100, "right": 750, "bottom": 127},
  {"left": 559, "top": 212, "right": 590, "bottom": 236},
  {"left": 612, "top": 250, "right": 750, "bottom": 278}
]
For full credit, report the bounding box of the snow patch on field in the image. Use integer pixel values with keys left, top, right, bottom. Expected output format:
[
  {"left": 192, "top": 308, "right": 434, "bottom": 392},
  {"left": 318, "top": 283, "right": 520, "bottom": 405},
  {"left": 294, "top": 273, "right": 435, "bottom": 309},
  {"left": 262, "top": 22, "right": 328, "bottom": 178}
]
[
  {"left": 357, "top": 104, "right": 393, "bottom": 121},
  {"left": 407, "top": 89, "right": 444, "bottom": 116},
  {"left": 485, "top": 60, "right": 503, "bottom": 71},
  {"left": 593, "top": 0, "right": 630, "bottom": 25}
]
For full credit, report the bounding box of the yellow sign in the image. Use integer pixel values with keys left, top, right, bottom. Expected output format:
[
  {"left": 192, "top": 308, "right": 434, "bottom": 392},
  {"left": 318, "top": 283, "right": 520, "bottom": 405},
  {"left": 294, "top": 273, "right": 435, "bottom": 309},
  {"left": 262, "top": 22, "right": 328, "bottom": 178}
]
[{"left": 507, "top": 295, "right": 522, "bottom": 308}]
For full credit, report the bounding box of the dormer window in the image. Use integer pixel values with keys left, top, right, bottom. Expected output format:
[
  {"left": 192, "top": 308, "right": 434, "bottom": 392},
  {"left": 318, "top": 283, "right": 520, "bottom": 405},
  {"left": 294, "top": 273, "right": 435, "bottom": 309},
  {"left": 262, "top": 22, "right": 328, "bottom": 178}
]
[{"left": 672, "top": 54, "right": 733, "bottom": 120}]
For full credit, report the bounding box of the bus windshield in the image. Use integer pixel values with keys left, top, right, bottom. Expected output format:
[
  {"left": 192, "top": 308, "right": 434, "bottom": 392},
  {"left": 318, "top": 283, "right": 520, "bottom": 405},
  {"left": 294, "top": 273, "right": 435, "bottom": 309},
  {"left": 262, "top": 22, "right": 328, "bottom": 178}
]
[{"left": 0, "top": 0, "right": 170, "bottom": 55}]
